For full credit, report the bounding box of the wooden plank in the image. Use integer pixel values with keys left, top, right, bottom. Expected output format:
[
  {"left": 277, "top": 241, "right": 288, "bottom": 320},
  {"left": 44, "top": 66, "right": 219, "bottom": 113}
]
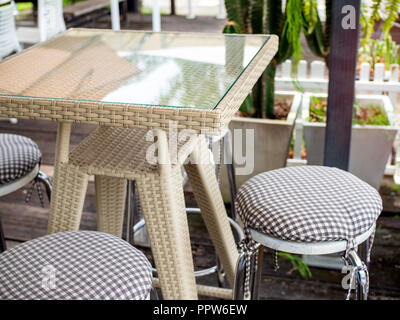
[
  {"left": 0, "top": 202, "right": 97, "bottom": 242},
  {"left": 324, "top": 0, "right": 361, "bottom": 170}
]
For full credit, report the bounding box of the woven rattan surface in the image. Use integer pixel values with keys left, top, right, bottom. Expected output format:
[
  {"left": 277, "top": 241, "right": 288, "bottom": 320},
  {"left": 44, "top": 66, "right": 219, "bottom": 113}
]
[
  {"left": 0, "top": 29, "right": 278, "bottom": 134},
  {"left": 68, "top": 126, "right": 199, "bottom": 178}
]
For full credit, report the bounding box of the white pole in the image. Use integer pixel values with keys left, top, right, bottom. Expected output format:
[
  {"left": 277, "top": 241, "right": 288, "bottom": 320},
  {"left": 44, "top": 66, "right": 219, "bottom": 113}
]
[
  {"left": 152, "top": 0, "right": 161, "bottom": 32},
  {"left": 216, "top": 0, "right": 226, "bottom": 19},
  {"left": 186, "top": 0, "right": 195, "bottom": 19},
  {"left": 110, "top": 0, "right": 120, "bottom": 31}
]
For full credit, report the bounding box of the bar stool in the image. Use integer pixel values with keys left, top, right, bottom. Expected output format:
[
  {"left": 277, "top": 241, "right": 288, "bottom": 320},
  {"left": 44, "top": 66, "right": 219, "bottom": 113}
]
[
  {"left": 0, "top": 230, "right": 153, "bottom": 300},
  {"left": 233, "top": 166, "right": 382, "bottom": 300},
  {"left": 0, "top": 134, "right": 52, "bottom": 253}
]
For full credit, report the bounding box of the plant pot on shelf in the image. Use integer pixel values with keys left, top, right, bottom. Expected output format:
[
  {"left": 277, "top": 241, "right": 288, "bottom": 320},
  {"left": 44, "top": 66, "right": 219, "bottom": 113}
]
[
  {"left": 220, "top": 91, "right": 302, "bottom": 202},
  {"left": 302, "top": 93, "right": 398, "bottom": 190}
]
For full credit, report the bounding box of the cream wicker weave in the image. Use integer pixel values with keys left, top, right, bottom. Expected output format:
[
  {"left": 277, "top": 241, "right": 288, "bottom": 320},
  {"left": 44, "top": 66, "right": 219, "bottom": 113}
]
[{"left": 0, "top": 29, "right": 278, "bottom": 300}]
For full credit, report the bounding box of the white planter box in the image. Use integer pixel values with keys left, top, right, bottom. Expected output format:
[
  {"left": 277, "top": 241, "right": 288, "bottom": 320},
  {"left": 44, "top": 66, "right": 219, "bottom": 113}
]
[
  {"left": 220, "top": 91, "right": 302, "bottom": 201},
  {"left": 302, "top": 93, "right": 399, "bottom": 189}
]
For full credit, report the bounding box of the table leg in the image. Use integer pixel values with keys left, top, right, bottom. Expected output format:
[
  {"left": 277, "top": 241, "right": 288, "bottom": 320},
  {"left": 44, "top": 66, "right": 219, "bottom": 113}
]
[
  {"left": 136, "top": 130, "right": 197, "bottom": 299},
  {"left": 184, "top": 136, "right": 239, "bottom": 287},
  {"left": 54, "top": 122, "right": 72, "bottom": 164},
  {"left": 95, "top": 175, "right": 127, "bottom": 237},
  {"left": 136, "top": 167, "right": 197, "bottom": 299},
  {"left": 47, "top": 122, "right": 89, "bottom": 233}
]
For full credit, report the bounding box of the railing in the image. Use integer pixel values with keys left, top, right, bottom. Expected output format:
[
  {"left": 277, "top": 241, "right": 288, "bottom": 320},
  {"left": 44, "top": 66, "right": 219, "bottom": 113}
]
[{"left": 276, "top": 59, "right": 400, "bottom": 178}]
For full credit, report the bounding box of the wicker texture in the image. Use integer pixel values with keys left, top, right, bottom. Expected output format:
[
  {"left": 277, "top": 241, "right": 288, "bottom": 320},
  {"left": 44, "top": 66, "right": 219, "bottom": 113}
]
[
  {"left": 217, "top": 36, "right": 278, "bottom": 128},
  {"left": 152, "top": 279, "right": 233, "bottom": 299},
  {"left": 68, "top": 126, "right": 198, "bottom": 178},
  {"left": 137, "top": 165, "right": 197, "bottom": 299},
  {"left": 184, "top": 136, "right": 238, "bottom": 286},
  {"left": 0, "top": 31, "right": 278, "bottom": 135},
  {"left": 95, "top": 175, "right": 127, "bottom": 237},
  {"left": 47, "top": 163, "right": 89, "bottom": 233}
]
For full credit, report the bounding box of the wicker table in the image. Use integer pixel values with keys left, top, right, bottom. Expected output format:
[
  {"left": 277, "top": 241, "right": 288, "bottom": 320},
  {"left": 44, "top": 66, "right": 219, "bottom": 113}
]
[{"left": 0, "top": 29, "right": 278, "bottom": 299}]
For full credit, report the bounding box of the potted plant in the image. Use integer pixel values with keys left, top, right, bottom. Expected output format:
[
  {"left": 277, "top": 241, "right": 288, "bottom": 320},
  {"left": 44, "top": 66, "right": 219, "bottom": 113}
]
[
  {"left": 302, "top": 92, "right": 398, "bottom": 189},
  {"left": 298, "top": 0, "right": 399, "bottom": 191}
]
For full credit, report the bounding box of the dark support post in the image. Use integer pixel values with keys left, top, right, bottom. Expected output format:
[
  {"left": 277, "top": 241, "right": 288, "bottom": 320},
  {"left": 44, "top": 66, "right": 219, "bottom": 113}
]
[
  {"left": 171, "top": 0, "right": 176, "bottom": 15},
  {"left": 127, "top": 0, "right": 139, "bottom": 13},
  {"left": 324, "top": 0, "right": 361, "bottom": 170}
]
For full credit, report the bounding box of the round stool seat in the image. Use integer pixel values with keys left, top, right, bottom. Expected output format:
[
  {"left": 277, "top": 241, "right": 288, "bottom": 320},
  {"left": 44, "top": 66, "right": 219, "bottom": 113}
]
[
  {"left": 236, "top": 166, "right": 382, "bottom": 243},
  {"left": 0, "top": 231, "right": 153, "bottom": 300},
  {"left": 0, "top": 134, "right": 41, "bottom": 185}
]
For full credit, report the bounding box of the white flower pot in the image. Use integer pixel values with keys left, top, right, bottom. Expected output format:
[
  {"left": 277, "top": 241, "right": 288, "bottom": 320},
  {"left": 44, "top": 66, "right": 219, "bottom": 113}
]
[
  {"left": 302, "top": 93, "right": 399, "bottom": 189},
  {"left": 220, "top": 91, "right": 302, "bottom": 201}
]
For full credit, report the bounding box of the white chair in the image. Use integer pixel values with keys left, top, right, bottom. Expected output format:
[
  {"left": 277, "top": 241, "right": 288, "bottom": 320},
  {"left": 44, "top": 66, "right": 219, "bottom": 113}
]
[
  {"left": 38, "top": 0, "right": 66, "bottom": 42},
  {"left": 0, "top": 1, "right": 21, "bottom": 60},
  {"left": 17, "top": 0, "right": 65, "bottom": 44}
]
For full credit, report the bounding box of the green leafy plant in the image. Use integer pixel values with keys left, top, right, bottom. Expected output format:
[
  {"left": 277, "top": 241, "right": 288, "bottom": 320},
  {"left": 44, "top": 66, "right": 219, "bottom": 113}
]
[
  {"left": 224, "top": 0, "right": 399, "bottom": 119},
  {"left": 383, "top": 0, "right": 400, "bottom": 37},
  {"left": 302, "top": 0, "right": 332, "bottom": 66},
  {"left": 278, "top": 252, "right": 312, "bottom": 278},
  {"left": 359, "top": 0, "right": 400, "bottom": 70},
  {"left": 309, "top": 98, "right": 389, "bottom": 126}
]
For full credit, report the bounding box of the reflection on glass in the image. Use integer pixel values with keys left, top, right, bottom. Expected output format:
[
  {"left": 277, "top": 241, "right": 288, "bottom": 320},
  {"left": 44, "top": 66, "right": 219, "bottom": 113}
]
[{"left": 0, "top": 30, "right": 270, "bottom": 110}]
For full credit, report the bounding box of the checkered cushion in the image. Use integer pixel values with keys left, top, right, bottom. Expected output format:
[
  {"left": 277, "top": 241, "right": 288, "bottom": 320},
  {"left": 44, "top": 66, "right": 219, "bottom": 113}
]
[
  {"left": 0, "top": 231, "right": 153, "bottom": 300},
  {"left": 236, "top": 166, "right": 382, "bottom": 242},
  {"left": 0, "top": 134, "right": 41, "bottom": 185}
]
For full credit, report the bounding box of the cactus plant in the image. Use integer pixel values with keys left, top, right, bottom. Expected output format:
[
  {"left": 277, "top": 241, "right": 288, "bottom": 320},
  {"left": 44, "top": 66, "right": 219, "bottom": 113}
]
[
  {"left": 224, "top": 0, "right": 303, "bottom": 118},
  {"left": 302, "top": 0, "right": 332, "bottom": 66}
]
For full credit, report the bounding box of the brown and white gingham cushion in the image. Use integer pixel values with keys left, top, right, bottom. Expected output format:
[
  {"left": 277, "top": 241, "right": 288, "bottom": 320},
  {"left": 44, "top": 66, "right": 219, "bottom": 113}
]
[
  {"left": 0, "top": 134, "right": 41, "bottom": 185},
  {"left": 236, "top": 166, "right": 382, "bottom": 242},
  {"left": 0, "top": 231, "right": 153, "bottom": 300}
]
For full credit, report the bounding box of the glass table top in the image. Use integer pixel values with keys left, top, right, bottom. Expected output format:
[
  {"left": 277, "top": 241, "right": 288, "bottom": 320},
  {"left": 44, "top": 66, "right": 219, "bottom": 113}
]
[{"left": 0, "top": 29, "right": 270, "bottom": 110}]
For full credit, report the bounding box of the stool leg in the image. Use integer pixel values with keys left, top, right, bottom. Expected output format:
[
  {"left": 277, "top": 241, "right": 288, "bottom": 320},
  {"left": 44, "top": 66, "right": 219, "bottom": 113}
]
[
  {"left": 95, "top": 176, "right": 127, "bottom": 237},
  {"left": 185, "top": 136, "right": 239, "bottom": 287},
  {"left": 251, "top": 246, "right": 264, "bottom": 300},
  {"left": 224, "top": 132, "right": 238, "bottom": 222},
  {"left": 358, "top": 238, "right": 370, "bottom": 269},
  {"left": 0, "top": 217, "right": 6, "bottom": 253},
  {"left": 125, "top": 180, "right": 134, "bottom": 244},
  {"left": 47, "top": 163, "right": 89, "bottom": 233},
  {"left": 37, "top": 171, "right": 52, "bottom": 202},
  {"left": 136, "top": 167, "right": 197, "bottom": 300},
  {"left": 233, "top": 252, "right": 247, "bottom": 299},
  {"left": 347, "top": 249, "right": 369, "bottom": 300}
]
